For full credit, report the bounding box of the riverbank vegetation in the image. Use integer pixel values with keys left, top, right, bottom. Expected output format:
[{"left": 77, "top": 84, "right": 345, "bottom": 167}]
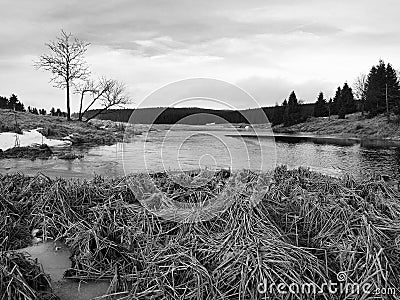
[
  {"left": 1, "top": 166, "right": 399, "bottom": 299},
  {"left": 1, "top": 57, "right": 400, "bottom": 150},
  {"left": 0, "top": 109, "right": 132, "bottom": 147},
  {"left": 82, "top": 59, "right": 400, "bottom": 135},
  {"left": 0, "top": 144, "right": 53, "bottom": 160},
  {"left": 274, "top": 112, "right": 400, "bottom": 139}
]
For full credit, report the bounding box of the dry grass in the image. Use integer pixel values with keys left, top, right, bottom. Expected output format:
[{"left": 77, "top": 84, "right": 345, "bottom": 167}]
[
  {"left": 274, "top": 112, "right": 400, "bottom": 139},
  {"left": 0, "top": 109, "right": 129, "bottom": 146},
  {"left": 1, "top": 167, "right": 400, "bottom": 299},
  {"left": 0, "top": 251, "right": 57, "bottom": 299}
]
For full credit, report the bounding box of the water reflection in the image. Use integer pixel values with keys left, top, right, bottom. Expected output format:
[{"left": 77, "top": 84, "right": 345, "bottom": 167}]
[{"left": 0, "top": 127, "right": 399, "bottom": 180}]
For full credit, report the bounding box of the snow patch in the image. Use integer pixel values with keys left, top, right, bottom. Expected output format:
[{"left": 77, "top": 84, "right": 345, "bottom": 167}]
[{"left": 0, "top": 128, "right": 71, "bottom": 151}]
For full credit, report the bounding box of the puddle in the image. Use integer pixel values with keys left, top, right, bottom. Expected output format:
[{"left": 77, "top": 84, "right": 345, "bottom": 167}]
[
  {"left": 18, "top": 241, "right": 112, "bottom": 300},
  {"left": 19, "top": 240, "right": 71, "bottom": 282},
  {"left": 53, "top": 280, "right": 111, "bottom": 300}
]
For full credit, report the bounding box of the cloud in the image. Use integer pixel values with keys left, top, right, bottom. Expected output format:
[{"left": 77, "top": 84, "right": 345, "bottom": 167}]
[
  {"left": 237, "top": 76, "right": 336, "bottom": 106},
  {"left": 0, "top": 0, "right": 400, "bottom": 111}
]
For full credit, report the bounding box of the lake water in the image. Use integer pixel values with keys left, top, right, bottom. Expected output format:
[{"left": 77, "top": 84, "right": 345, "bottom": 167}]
[{"left": 1, "top": 124, "right": 399, "bottom": 180}]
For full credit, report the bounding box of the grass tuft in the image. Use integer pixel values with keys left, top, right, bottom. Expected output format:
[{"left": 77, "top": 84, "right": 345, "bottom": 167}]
[{"left": 1, "top": 166, "right": 400, "bottom": 299}]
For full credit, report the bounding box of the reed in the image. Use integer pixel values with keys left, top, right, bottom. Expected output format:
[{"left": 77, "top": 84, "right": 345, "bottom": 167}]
[
  {"left": 0, "top": 166, "right": 399, "bottom": 299},
  {"left": 0, "top": 251, "right": 57, "bottom": 300}
]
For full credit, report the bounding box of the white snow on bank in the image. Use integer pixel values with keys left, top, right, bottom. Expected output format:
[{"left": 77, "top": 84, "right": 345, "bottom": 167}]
[{"left": 0, "top": 128, "right": 71, "bottom": 151}]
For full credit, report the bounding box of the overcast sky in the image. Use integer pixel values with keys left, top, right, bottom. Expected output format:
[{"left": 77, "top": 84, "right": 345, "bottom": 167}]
[{"left": 1, "top": 0, "right": 399, "bottom": 111}]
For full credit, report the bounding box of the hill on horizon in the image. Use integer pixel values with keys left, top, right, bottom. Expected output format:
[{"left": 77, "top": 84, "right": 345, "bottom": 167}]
[{"left": 82, "top": 104, "right": 315, "bottom": 125}]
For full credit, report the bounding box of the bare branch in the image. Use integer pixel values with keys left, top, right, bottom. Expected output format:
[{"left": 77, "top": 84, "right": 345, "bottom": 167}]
[
  {"left": 353, "top": 73, "right": 367, "bottom": 101},
  {"left": 75, "top": 79, "right": 98, "bottom": 120},
  {"left": 353, "top": 73, "right": 367, "bottom": 115},
  {"left": 81, "top": 77, "right": 114, "bottom": 116},
  {"left": 84, "top": 79, "right": 132, "bottom": 122},
  {"left": 34, "top": 30, "right": 90, "bottom": 120}
]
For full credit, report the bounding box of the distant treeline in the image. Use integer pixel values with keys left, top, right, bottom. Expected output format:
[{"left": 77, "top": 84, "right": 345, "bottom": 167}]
[
  {"left": 3, "top": 59, "right": 399, "bottom": 127},
  {"left": 312, "top": 60, "right": 400, "bottom": 121},
  {"left": 83, "top": 103, "right": 316, "bottom": 125},
  {"left": 0, "top": 94, "right": 25, "bottom": 111},
  {"left": 0, "top": 94, "right": 67, "bottom": 117},
  {"left": 88, "top": 69, "right": 396, "bottom": 126}
]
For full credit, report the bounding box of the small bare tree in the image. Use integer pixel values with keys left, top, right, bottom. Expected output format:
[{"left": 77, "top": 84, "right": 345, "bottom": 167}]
[
  {"left": 35, "top": 30, "right": 90, "bottom": 120},
  {"left": 76, "top": 79, "right": 96, "bottom": 121},
  {"left": 81, "top": 79, "right": 132, "bottom": 122},
  {"left": 76, "top": 78, "right": 115, "bottom": 121},
  {"left": 353, "top": 73, "right": 367, "bottom": 116}
]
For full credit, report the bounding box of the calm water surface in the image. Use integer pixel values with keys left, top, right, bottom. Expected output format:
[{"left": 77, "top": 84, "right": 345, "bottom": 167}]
[{"left": 1, "top": 125, "right": 399, "bottom": 179}]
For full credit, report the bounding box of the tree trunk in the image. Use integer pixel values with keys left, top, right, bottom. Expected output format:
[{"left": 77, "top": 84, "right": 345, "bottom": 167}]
[
  {"left": 66, "top": 80, "right": 71, "bottom": 121},
  {"left": 386, "top": 84, "right": 390, "bottom": 122},
  {"left": 361, "top": 96, "right": 365, "bottom": 117},
  {"left": 78, "top": 91, "right": 84, "bottom": 121},
  {"left": 84, "top": 106, "right": 110, "bottom": 122}
]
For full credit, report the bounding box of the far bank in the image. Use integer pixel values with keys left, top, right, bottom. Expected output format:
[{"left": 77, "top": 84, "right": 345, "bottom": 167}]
[{"left": 273, "top": 112, "right": 400, "bottom": 141}]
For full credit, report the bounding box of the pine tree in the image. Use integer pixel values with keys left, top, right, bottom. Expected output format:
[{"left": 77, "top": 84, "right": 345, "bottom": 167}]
[
  {"left": 385, "top": 63, "right": 400, "bottom": 114},
  {"left": 338, "top": 101, "right": 346, "bottom": 119},
  {"left": 332, "top": 87, "right": 342, "bottom": 116},
  {"left": 8, "top": 94, "right": 17, "bottom": 110},
  {"left": 284, "top": 91, "right": 301, "bottom": 126},
  {"left": 365, "top": 60, "right": 386, "bottom": 116},
  {"left": 314, "top": 92, "right": 328, "bottom": 117},
  {"left": 8, "top": 94, "right": 24, "bottom": 111},
  {"left": 342, "top": 83, "right": 356, "bottom": 114},
  {"left": 0, "top": 96, "right": 8, "bottom": 109},
  {"left": 282, "top": 99, "right": 288, "bottom": 125},
  {"left": 288, "top": 91, "right": 298, "bottom": 107},
  {"left": 328, "top": 98, "right": 333, "bottom": 119},
  {"left": 50, "top": 107, "right": 56, "bottom": 116}
]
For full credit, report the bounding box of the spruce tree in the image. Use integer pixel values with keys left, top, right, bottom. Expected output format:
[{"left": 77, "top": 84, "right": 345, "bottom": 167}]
[
  {"left": 282, "top": 98, "right": 288, "bottom": 125},
  {"left": 332, "top": 87, "right": 342, "bottom": 116},
  {"left": 385, "top": 63, "right": 400, "bottom": 114},
  {"left": 284, "top": 91, "right": 301, "bottom": 126},
  {"left": 365, "top": 60, "right": 386, "bottom": 116},
  {"left": 328, "top": 98, "right": 333, "bottom": 119},
  {"left": 314, "top": 92, "right": 328, "bottom": 117},
  {"left": 0, "top": 96, "right": 8, "bottom": 109},
  {"left": 342, "top": 83, "right": 356, "bottom": 114},
  {"left": 8, "top": 94, "right": 24, "bottom": 111}
]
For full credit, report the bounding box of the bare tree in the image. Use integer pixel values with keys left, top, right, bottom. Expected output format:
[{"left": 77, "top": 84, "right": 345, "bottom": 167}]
[
  {"left": 353, "top": 73, "right": 367, "bottom": 116},
  {"left": 75, "top": 79, "right": 96, "bottom": 121},
  {"left": 77, "top": 77, "right": 116, "bottom": 121},
  {"left": 75, "top": 78, "right": 114, "bottom": 121},
  {"left": 35, "top": 30, "right": 90, "bottom": 120},
  {"left": 83, "top": 79, "right": 132, "bottom": 122}
]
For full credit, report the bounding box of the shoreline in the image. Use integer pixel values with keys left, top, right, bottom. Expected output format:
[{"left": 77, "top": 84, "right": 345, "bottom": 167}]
[
  {"left": 272, "top": 112, "right": 400, "bottom": 141},
  {"left": 229, "top": 133, "right": 400, "bottom": 148},
  {"left": 0, "top": 109, "right": 144, "bottom": 160}
]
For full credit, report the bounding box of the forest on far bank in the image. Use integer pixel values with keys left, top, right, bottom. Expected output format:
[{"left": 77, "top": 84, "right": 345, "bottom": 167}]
[
  {"left": 2, "top": 59, "right": 399, "bottom": 127},
  {"left": 85, "top": 59, "right": 400, "bottom": 126}
]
